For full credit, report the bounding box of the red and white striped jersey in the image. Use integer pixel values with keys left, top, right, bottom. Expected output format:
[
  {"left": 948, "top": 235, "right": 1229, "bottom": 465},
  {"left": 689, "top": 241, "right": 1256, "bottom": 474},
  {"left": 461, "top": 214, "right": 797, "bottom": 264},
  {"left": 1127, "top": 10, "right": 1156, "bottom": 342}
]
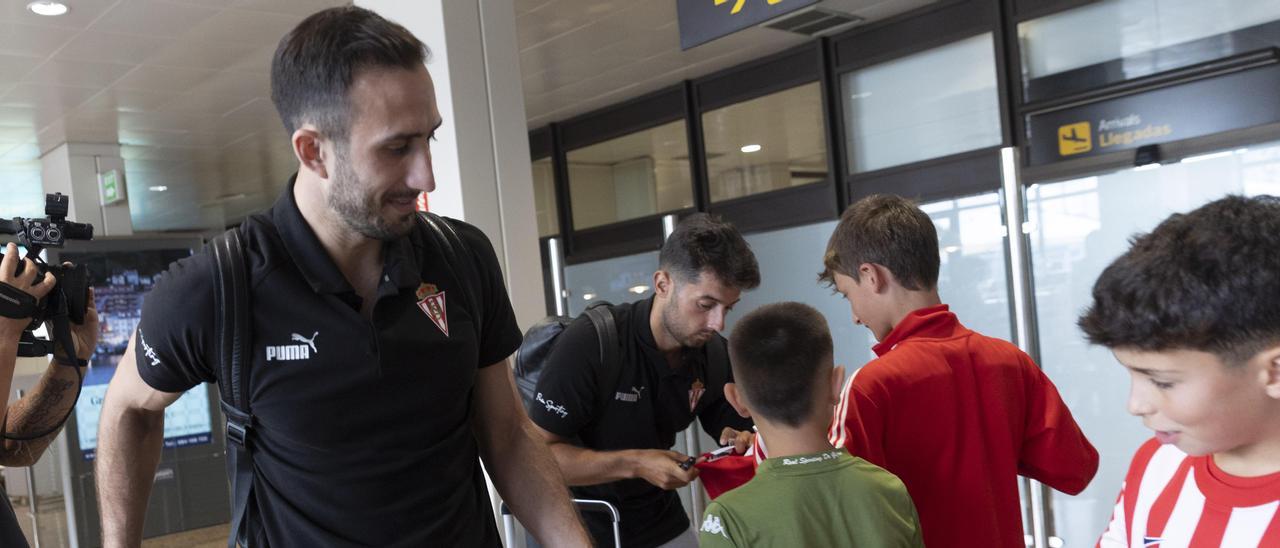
[{"left": 1099, "top": 438, "right": 1280, "bottom": 547}]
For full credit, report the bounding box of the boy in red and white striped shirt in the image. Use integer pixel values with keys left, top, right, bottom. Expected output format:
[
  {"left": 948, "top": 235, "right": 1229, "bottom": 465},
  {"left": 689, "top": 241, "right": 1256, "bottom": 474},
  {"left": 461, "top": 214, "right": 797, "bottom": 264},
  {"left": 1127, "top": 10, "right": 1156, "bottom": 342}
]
[{"left": 1079, "top": 195, "right": 1280, "bottom": 547}]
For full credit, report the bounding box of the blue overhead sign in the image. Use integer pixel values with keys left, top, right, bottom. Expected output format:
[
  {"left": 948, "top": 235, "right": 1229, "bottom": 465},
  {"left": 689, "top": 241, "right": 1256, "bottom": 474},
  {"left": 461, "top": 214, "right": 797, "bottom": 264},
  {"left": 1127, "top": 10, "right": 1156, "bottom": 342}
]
[{"left": 678, "top": 0, "right": 819, "bottom": 50}]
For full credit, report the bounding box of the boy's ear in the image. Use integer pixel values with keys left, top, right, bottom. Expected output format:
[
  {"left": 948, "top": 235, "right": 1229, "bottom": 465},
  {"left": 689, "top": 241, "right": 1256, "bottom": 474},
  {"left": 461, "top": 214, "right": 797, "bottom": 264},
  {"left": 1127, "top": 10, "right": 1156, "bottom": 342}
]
[
  {"left": 861, "top": 263, "right": 892, "bottom": 294},
  {"left": 724, "top": 382, "right": 751, "bottom": 419},
  {"left": 1261, "top": 345, "right": 1280, "bottom": 399}
]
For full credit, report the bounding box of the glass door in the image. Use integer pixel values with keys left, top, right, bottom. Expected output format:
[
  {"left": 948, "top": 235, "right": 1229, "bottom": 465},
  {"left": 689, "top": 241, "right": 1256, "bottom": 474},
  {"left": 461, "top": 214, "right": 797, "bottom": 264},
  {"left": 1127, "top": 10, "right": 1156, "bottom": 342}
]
[{"left": 1025, "top": 141, "right": 1280, "bottom": 546}]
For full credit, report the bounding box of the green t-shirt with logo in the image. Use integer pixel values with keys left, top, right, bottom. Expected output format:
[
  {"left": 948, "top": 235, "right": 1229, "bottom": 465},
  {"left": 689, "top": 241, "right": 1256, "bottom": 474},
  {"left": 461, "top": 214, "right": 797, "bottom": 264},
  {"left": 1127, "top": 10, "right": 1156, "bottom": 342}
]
[{"left": 698, "top": 448, "right": 924, "bottom": 547}]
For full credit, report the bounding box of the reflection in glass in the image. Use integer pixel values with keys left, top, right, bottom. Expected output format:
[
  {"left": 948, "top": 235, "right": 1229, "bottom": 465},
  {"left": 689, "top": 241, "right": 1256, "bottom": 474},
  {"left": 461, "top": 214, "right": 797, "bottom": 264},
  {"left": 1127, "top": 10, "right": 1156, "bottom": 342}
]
[
  {"left": 532, "top": 157, "right": 559, "bottom": 237},
  {"left": 720, "top": 191, "right": 1011, "bottom": 377},
  {"left": 566, "top": 121, "right": 693, "bottom": 230},
  {"left": 1019, "top": 0, "right": 1280, "bottom": 86},
  {"left": 919, "top": 192, "right": 1012, "bottom": 343},
  {"left": 1027, "top": 143, "right": 1280, "bottom": 546},
  {"left": 702, "top": 83, "right": 828, "bottom": 202},
  {"left": 563, "top": 250, "right": 660, "bottom": 316},
  {"left": 843, "top": 33, "right": 1001, "bottom": 173}
]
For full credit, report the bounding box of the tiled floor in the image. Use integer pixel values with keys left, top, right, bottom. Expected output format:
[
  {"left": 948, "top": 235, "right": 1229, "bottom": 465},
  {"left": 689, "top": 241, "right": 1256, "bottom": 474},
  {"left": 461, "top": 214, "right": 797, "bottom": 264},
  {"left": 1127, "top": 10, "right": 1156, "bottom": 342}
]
[
  {"left": 10, "top": 499, "right": 228, "bottom": 548},
  {"left": 140, "top": 524, "right": 230, "bottom": 548}
]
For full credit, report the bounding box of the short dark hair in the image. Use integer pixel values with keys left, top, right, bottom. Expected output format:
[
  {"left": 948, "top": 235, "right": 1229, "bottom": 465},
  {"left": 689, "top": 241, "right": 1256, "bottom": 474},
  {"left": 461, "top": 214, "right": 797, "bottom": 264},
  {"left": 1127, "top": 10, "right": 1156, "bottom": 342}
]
[
  {"left": 1078, "top": 195, "right": 1280, "bottom": 364},
  {"left": 659, "top": 213, "right": 760, "bottom": 290},
  {"left": 271, "top": 6, "right": 428, "bottom": 140},
  {"left": 819, "top": 194, "right": 939, "bottom": 291},
  {"left": 729, "top": 302, "right": 833, "bottom": 427}
]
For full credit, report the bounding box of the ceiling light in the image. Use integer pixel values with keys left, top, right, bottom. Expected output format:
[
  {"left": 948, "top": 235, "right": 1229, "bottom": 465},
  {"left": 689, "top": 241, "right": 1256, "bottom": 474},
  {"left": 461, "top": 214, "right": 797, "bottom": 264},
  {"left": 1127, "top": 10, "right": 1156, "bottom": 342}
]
[
  {"left": 582, "top": 292, "right": 597, "bottom": 301},
  {"left": 149, "top": 186, "right": 168, "bottom": 192},
  {"left": 1180, "top": 150, "right": 1233, "bottom": 164},
  {"left": 628, "top": 284, "right": 650, "bottom": 294},
  {"left": 27, "top": 1, "right": 68, "bottom": 16},
  {"left": 740, "top": 144, "right": 762, "bottom": 153}
]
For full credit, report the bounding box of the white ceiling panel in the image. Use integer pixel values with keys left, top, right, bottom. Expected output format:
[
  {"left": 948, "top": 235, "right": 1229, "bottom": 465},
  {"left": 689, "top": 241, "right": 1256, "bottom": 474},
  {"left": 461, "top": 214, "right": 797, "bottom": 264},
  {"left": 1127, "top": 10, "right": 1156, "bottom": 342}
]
[
  {"left": 111, "top": 65, "right": 220, "bottom": 94},
  {"left": 0, "top": 53, "right": 45, "bottom": 82},
  {"left": 0, "top": 22, "right": 77, "bottom": 57},
  {"left": 0, "top": 83, "right": 98, "bottom": 110},
  {"left": 181, "top": 8, "right": 302, "bottom": 47},
  {"left": 142, "top": 38, "right": 260, "bottom": 71},
  {"left": 21, "top": 58, "right": 134, "bottom": 88},
  {"left": 91, "top": 0, "right": 222, "bottom": 38},
  {"left": 54, "top": 30, "right": 170, "bottom": 64}
]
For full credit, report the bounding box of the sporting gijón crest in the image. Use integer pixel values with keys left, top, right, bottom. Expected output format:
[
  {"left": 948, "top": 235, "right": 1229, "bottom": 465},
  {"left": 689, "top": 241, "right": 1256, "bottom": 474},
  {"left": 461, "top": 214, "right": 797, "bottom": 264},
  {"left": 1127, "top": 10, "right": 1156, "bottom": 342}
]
[{"left": 416, "top": 283, "right": 449, "bottom": 337}]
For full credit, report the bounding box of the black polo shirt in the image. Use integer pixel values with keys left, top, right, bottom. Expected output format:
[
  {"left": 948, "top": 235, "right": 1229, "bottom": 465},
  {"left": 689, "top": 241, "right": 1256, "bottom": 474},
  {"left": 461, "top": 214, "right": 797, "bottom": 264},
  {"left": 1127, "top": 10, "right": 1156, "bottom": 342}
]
[
  {"left": 134, "top": 179, "right": 523, "bottom": 546},
  {"left": 528, "top": 297, "right": 751, "bottom": 548}
]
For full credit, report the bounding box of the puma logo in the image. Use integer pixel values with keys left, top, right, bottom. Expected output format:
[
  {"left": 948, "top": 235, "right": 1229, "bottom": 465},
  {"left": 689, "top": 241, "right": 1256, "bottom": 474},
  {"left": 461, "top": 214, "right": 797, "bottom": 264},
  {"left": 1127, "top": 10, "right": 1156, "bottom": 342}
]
[
  {"left": 267, "top": 331, "right": 318, "bottom": 362},
  {"left": 291, "top": 331, "right": 319, "bottom": 354}
]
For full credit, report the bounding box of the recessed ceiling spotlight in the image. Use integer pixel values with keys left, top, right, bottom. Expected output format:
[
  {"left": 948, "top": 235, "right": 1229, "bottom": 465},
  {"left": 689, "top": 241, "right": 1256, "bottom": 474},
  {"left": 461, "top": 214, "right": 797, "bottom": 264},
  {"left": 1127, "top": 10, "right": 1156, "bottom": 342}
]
[
  {"left": 740, "top": 144, "right": 762, "bottom": 153},
  {"left": 27, "top": 1, "right": 68, "bottom": 16},
  {"left": 149, "top": 186, "right": 168, "bottom": 192}
]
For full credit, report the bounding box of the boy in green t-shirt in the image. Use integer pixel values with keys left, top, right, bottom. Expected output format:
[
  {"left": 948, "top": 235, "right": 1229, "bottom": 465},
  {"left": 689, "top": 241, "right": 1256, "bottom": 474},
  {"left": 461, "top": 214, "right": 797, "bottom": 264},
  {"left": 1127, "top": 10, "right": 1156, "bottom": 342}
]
[{"left": 699, "top": 302, "right": 923, "bottom": 547}]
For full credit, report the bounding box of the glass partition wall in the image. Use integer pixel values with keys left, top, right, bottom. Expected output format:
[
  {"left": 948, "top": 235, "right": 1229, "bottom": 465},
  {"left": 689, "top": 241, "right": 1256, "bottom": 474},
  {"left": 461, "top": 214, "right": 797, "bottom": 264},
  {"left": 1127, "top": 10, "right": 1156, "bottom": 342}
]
[{"left": 1026, "top": 141, "right": 1280, "bottom": 546}]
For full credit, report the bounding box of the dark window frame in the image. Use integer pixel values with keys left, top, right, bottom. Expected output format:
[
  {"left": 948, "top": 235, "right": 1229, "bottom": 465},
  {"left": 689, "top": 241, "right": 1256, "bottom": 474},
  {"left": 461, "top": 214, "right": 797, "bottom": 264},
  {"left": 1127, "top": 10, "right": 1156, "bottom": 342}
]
[
  {"left": 555, "top": 84, "right": 694, "bottom": 264},
  {"left": 831, "top": 0, "right": 1011, "bottom": 206},
  {"left": 1009, "top": 0, "right": 1280, "bottom": 108},
  {"left": 693, "top": 42, "right": 842, "bottom": 234}
]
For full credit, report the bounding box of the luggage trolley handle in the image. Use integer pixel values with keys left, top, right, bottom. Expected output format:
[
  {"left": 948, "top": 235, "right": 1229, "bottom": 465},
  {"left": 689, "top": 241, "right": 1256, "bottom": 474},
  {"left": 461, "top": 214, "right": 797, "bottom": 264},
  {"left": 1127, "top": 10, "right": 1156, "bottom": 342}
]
[{"left": 500, "top": 498, "right": 622, "bottom": 548}]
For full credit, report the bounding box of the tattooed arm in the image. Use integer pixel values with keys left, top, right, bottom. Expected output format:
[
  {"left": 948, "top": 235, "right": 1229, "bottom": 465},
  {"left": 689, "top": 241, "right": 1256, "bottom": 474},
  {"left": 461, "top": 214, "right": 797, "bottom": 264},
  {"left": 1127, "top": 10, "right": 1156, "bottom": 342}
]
[
  {"left": 0, "top": 264, "right": 99, "bottom": 467},
  {"left": 0, "top": 367, "right": 82, "bottom": 466}
]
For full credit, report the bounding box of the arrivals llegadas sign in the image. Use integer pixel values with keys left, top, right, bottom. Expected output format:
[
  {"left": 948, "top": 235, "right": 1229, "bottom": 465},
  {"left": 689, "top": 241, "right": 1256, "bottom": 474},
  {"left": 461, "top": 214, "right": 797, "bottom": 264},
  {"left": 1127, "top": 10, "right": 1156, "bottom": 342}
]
[{"left": 1026, "top": 64, "right": 1280, "bottom": 166}]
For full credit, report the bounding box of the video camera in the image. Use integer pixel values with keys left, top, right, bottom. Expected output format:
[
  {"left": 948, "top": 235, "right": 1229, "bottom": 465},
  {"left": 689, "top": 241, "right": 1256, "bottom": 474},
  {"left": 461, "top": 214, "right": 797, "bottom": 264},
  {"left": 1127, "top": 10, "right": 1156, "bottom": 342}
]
[{"left": 0, "top": 192, "right": 94, "bottom": 358}]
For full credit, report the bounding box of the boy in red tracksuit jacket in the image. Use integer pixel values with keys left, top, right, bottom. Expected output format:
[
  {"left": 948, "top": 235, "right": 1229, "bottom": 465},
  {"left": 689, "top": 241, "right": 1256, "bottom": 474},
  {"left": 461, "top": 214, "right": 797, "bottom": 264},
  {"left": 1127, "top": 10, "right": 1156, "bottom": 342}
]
[{"left": 818, "top": 194, "right": 1099, "bottom": 547}]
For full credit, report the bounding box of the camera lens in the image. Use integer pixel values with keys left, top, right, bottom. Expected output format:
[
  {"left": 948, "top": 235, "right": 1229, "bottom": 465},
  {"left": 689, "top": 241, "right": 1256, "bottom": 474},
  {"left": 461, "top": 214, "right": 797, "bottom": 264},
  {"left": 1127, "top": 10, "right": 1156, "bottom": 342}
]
[
  {"left": 30, "top": 226, "right": 44, "bottom": 240},
  {"left": 47, "top": 227, "right": 62, "bottom": 242}
]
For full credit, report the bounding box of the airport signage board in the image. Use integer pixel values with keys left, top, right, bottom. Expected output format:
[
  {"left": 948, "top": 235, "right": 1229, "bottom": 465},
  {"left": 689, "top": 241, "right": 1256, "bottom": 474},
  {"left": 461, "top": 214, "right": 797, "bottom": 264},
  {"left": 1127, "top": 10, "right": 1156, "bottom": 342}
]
[
  {"left": 1026, "top": 64, "right": 1280, "bottom": 166},
  {"left": 678, "top": 0, "right": 818, "bottom": 50}
]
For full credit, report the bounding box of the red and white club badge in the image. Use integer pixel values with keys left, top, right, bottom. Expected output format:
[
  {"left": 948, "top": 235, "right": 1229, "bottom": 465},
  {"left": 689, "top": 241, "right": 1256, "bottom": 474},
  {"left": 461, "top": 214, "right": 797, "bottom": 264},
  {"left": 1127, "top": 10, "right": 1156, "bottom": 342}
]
[
  {"left": 416, "top": 283, "right": 449, "bottom": 337},
  {"left": 689, "top": 378, "right": 706, "bottom": 412}
]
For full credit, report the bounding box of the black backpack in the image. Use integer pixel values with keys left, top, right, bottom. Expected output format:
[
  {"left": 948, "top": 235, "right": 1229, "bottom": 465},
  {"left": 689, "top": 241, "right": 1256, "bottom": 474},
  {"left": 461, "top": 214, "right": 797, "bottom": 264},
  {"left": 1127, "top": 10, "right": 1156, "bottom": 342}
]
[
  {"left": 209, "top": 212, "right": 480, "bottom": 548},
  {"left": 513, "top": 302, "right": 622, "bottom": 417}
]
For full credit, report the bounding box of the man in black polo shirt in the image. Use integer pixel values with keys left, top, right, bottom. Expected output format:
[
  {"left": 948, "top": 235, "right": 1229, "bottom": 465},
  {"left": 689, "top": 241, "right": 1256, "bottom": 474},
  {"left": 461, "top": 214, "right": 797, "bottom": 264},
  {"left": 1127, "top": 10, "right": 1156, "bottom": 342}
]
[
  {"left": 93, "top": 7, "right": 589, "bottom": 547},
  {"left": 530, "top": 214, "right": 760, "bottom": 548}
]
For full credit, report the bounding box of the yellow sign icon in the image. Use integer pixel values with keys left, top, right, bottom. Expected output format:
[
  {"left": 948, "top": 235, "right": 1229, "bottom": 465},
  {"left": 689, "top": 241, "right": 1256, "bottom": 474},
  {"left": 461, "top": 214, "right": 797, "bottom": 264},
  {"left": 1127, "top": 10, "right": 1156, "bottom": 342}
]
[
  {"left": 715, "top": 0, "right": 784, "bottom": 15},
  {"left": 1058, "top": 122, "right": 1092, "bottom": 156}
]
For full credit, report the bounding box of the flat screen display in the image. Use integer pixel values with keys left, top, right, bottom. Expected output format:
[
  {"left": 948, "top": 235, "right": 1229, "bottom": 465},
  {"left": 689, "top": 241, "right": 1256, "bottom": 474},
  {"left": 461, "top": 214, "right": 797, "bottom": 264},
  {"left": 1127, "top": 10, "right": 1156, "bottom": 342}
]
[{"left": 62, "top": 248, "right": 213, "bottom": 460}]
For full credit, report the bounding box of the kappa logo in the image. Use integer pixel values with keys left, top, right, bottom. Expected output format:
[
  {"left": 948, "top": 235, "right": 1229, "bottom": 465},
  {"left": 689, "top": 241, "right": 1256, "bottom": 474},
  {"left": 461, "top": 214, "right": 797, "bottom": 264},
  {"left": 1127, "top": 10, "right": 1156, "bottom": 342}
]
[
  {"left": 535, "top": 392, "right": 569, "bottom": 419},
  {"left": 615, "top": 386, "right": 645, "bottom": 402},
  {"left": 700, "top": 514, "right": 729, "bottom": 539},
  {"left": 138, "top": 330, "right": 161, "bottom": 367},
  {"left": 266, "top": 331, "right": 318, "bottom": 362}
]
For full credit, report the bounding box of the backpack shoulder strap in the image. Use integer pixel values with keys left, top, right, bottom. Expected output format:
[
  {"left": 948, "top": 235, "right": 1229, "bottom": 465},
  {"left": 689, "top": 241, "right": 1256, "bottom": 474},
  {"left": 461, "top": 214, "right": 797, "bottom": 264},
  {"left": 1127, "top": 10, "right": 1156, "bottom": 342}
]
[
  {"left": 416, "top": 212, "right": 483, "bottom": 337},
  {"left": 210, "top": 226, "right": 255, "bottom": 548},
  {"left": 583, "top": 305, "right": 621, "bottom": 411}
]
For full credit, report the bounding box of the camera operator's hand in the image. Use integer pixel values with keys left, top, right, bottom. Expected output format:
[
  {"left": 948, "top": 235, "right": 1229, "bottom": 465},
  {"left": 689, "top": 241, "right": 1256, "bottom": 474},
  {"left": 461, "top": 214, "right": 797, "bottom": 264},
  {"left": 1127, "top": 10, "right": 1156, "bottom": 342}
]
[
  {"left": 0, "top": 242, "right": 55, "bottom": 341},
  {"left": 47, "top": 273, "right": 99, "bottom": 364}
]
